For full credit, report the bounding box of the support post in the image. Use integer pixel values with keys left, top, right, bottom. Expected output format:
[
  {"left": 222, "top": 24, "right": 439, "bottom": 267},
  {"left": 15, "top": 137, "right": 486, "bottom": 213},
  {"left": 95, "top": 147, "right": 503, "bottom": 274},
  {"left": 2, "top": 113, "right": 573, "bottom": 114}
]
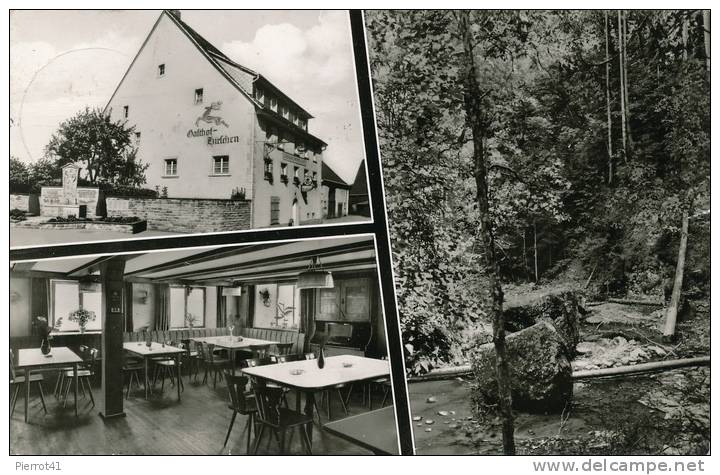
[{"left": 99, "top": 257, "right": 127, "bottom": 419}]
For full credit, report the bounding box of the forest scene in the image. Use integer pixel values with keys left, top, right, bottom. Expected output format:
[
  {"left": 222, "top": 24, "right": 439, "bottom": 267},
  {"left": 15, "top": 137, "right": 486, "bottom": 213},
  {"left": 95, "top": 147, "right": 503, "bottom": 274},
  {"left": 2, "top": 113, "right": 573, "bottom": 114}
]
[{"left": 366, "top": 10, "right": 710, "bottom": 455}]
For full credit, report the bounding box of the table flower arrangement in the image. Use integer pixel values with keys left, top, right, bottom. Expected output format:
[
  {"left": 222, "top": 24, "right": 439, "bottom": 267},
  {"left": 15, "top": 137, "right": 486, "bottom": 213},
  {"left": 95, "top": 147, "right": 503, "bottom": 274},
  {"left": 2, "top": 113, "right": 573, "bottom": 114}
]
[
  {"left": 33, "top": 316, "right": 62, "bottom": 355},
  {"left": 68, "top": 308, "right": 96, "bottom": 333}
]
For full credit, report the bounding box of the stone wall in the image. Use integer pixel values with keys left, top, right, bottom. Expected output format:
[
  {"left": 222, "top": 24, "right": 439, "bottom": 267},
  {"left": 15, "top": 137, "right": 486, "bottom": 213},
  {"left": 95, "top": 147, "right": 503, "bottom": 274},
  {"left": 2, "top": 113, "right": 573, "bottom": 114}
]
[
  {"left": 106, "top": 197, "right": 251, "bottom": 233},
  {"left": 10, "top": 194, "right": 40, "bottom": 214}
]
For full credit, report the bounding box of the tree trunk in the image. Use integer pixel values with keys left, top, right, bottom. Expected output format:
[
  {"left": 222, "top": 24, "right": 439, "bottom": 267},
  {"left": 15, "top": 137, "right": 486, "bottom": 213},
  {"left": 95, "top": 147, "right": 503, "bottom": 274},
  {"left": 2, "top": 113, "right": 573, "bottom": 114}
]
[
  {"left": 533, "top": 220, "right": 539, "bottom": 283},
  {"left": 617, "top": 10, "right": 628, "bottom": 162},
  {"left": 622, "top": 11, "right": 633, "bottom": 147},
  {"left": 457, "top": 10, "right": 515, "bottom": 455},
  {"left": 605, "top": 11, "right": 614, "bottom": 184},
  {"left": 703, "top": 11, "right": 711, "bottom": 74},
  {"left": 682, "top": 11, "right": 689, "bottom": 61},
  {"left": 662, "top": 210, "right": 689, "bottom": 342},
  {"left": 522, "top": 229, "right": 529, "bottom": 281}
]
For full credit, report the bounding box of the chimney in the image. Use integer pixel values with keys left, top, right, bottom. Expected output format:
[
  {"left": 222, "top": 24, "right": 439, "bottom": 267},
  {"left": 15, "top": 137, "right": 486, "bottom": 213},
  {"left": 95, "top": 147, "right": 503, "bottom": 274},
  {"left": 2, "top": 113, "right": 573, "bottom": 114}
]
[{"left": 168, "top": 10, "right": 181, "bottom": 20}]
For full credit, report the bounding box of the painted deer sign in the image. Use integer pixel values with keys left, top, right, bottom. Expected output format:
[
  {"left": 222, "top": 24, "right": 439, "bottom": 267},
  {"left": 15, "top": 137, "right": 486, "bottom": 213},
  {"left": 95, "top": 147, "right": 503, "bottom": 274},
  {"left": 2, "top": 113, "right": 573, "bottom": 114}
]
[{"left": 196, "top": 101, "right": 229, "bottom": 127}]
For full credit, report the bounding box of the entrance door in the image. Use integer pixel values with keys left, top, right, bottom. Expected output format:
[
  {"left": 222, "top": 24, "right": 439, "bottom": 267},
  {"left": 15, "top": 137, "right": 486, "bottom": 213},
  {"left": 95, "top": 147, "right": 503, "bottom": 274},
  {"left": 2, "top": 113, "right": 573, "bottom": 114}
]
[
  {"left": 291, "top": 199, "right": 299, "bottom": 226},
  {"left": 328, "top": 189, "right": 336, "bottom": 219}
]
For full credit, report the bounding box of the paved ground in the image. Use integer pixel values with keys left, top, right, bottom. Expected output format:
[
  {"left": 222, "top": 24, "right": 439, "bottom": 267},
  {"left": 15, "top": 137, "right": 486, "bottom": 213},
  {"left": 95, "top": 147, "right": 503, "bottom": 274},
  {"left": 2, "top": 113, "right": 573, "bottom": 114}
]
[
  {"left": 322, "top": 214, "right": 371, "bottom": 225},
  {"left": 11, "top": 226, "right": 179, "bottom": 248}
]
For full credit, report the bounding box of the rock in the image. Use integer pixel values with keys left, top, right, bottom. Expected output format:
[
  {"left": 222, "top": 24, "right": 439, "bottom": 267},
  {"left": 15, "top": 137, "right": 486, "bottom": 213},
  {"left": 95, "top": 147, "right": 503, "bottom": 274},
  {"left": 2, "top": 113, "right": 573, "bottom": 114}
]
[
  {"left": 425, "top": 419, "right": 435, "bottom": 425},
  {"left": 425, "top": 428, "right": 432, "bottom": 432},
  {"left": 504, "top": 290, "right": 581, "bottom": 353},
  {"left": 470, "top": 320, "right": 573, "bottom": 413},
  {"left": 426, "top": 396, "right": 437, "bottom": 403},
  {"left": 437, "top": 410, "right": 449, "bottom": 416},
  {"left": 412, "top": 416, "right": 423, "bottom": 421}
]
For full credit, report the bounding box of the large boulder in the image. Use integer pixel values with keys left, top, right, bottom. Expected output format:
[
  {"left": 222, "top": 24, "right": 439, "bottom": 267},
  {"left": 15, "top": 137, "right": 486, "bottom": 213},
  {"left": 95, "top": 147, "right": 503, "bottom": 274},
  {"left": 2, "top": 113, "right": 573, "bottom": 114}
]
[
  {"left": 470, "top": 320, "right": 573, "bottom": 413},
  {"left": 504, "top": 290, "right": 581, "bottom": 353}
]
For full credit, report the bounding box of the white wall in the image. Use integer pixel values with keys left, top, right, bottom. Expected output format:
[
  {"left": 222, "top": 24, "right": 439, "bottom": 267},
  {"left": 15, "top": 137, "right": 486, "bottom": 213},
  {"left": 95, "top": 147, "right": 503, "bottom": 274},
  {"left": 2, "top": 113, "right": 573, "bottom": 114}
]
[
  {"left": 107, "top": 13, "right": 256, "bottom": 200},
  {"left": 131, "top": 283, "right": 156, "bottom": 331},
  {"left": 10, "top": 277, "right": 32, "bottom": 337}
]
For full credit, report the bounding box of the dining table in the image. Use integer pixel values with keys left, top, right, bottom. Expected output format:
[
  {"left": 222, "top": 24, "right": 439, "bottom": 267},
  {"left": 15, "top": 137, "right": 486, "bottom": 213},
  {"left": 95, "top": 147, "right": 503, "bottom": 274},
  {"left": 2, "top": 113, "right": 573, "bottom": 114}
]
[
  {"left": 191, "top": 335, "right": 279, "bottom": 374},
  {"left": 123, "top": 342, "right": 186, "bottom": 401},
  {"left": 323, "top": 406, "right": 400, "bottom": 455},
  {"left": 17, "top": 347, "right": 84, "bottom": 422},
  {"left": 241, "top": 354, "right": 391, "bottom": 445}
]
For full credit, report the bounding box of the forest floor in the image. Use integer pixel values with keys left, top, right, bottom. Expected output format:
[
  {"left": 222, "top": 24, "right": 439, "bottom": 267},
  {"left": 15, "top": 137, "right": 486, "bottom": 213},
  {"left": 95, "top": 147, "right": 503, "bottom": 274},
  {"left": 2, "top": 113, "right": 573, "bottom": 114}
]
[{"left": 409, "top": 293, "right": 710, "bottom": 455}]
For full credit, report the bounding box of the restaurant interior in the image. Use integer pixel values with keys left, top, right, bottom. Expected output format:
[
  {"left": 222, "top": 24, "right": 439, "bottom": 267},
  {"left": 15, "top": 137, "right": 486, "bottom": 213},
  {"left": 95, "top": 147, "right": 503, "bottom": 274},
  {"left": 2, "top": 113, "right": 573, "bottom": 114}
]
[{"left": 9, "top": 235, "right": 399, "bottom": 455}]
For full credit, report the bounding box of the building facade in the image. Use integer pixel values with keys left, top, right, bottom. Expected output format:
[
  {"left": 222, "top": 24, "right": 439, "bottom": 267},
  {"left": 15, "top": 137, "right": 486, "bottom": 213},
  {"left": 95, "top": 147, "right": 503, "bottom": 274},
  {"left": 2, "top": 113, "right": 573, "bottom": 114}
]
[
  {"left": 320, "top": 162, "right": 350, "bottom": 219},
  {"left": 105, "top": 10, "right": 326, "bottom": 228}
]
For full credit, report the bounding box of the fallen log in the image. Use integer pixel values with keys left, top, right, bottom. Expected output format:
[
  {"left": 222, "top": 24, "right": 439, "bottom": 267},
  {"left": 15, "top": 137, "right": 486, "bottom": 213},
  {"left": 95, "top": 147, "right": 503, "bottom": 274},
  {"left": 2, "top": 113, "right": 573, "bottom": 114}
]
[
  {"left": 607, "top": 298, "right": 664, "bottom": 306},
  {"left": 663, "top": 210, "right": 690, "bottom": 342},
  {"left": 572, "top": 356, "right": 709, "bottom": 380}
]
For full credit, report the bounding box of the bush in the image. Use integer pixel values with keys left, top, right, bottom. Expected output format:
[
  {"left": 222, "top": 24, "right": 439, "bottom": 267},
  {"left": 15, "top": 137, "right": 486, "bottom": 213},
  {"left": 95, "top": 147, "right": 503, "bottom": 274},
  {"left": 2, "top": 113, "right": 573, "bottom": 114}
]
[
  {"left": 101, "top": 184, "right": 158, "bottom": 198},
  {"left": 102, "top": 216, "right": 142, "bottom": 223},
  {"left": 10, "top": 208, "right": 26, "bottom": 221},
  {"left": 9, "top": 180, "right": 40, "bottom": 194}
]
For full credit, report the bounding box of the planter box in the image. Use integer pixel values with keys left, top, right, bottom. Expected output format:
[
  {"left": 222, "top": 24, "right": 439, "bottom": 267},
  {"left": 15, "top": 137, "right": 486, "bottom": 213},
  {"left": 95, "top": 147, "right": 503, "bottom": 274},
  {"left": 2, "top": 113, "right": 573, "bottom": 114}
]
[{"left": 12, "top": 219, "right": 148, "bottom": 234}]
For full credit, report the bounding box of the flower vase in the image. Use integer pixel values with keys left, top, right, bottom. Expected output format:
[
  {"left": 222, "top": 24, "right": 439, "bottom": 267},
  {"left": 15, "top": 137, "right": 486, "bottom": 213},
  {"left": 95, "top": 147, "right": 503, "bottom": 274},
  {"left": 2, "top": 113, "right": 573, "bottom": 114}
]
[
  {"left": 317, "top": 346, "right": 325, "bottom": 369},
  {"left": 79, "top": 325, "right": 86, "bottom": 334},
  {"left": 40, "top": 337, "right": 52, "bottom": 356},
  {"left": 146, "top": 333, "right": 152, "bottom": 347}
]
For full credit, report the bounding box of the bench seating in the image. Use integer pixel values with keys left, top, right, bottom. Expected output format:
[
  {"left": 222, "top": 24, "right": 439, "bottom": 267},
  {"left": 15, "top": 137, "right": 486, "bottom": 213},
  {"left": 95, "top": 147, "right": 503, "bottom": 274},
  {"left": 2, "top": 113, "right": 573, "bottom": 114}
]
[{"left": 123, "top": 327, "right": 305, "bottom": 354}]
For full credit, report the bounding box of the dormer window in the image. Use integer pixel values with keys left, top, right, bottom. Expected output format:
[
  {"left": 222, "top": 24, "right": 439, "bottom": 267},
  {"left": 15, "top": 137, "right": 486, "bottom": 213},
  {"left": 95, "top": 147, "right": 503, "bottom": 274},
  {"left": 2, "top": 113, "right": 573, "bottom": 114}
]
[
  {"left": 194, "top": 88, "right": 204, "bottom": 104},
  {"left": 158, "top": 64, "right": 165, "bottom": 76},
  {"left": 256, "top": 88, "right": 264, "bottom": 103},
  {"left": 269, "top": 96, "right": 278, "bottom": 112}
]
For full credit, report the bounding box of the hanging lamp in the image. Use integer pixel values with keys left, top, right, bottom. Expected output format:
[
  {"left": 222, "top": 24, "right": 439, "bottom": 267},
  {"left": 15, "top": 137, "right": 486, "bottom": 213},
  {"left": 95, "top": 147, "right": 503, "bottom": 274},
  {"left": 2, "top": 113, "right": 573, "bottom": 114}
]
[{"left": 296, "top": 256, "right": 334, "bottom": 289}]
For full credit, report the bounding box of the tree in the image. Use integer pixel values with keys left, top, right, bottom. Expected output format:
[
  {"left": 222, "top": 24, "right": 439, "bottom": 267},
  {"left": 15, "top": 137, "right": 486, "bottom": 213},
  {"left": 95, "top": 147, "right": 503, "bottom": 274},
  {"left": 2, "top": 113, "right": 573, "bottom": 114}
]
[
  {"left": 9, "top": 157, "right": 30, "bottom": 183},
  {"left": 44, "top": 107, "right": 147, "bottom": 186}
]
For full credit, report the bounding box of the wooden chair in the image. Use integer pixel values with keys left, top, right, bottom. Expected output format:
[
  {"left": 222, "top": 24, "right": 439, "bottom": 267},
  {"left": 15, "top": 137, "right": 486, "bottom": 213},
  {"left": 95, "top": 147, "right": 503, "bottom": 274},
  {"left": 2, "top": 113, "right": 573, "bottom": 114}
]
[
  {"left": 61, "top": 347, "right": 98, "bottom": 408},
  {"left": 272, "top": 342, "right": 294, "bottom": 356},
  {"left": 10, "top": 350, "right": 47, "bottom": 417},
  {"left": 152, "top": 344, "right": 184, "bottom": 394},
  {"left": 250, "top": 377, "right": 312, "bottom": 454},
  {"left": 200, "top": 342, "right": 230, "bottom": 388},
  {"left": 249, "top": 344, "right": 271, "bottom": 359},
  {"left": 223, "top": 371, "right": 258, "bottom": 454},
  {"left": 180, "top": 339, "right": 200, "bottom": 382},
  {"left": 122, "top": 354, "right": 144, "bottom": 400}
]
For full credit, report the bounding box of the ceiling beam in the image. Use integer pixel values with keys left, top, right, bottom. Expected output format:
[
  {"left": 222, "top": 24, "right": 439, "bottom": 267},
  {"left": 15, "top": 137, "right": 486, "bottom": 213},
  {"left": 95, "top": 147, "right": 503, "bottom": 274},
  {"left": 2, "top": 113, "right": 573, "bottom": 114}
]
[
  {"left": 141, "top": 240, "right": 374, "bottom": 281},
  {"left": 184, "top": 258, "right": 378, "bottom": 286},
  {"left": 67, "top": 256, "right": 117, "bottom": 277},
  {"left": 123, "top": 243, "right": 283, "bottom": 277}
]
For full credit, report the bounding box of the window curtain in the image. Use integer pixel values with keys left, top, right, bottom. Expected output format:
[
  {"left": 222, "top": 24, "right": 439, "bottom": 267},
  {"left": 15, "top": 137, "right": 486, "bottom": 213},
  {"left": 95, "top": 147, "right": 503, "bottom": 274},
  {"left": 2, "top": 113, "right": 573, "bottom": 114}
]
[
  {"left": 124, "top": 282, "right": 134, "bottom": 332},
  {"left": 216, "top": 287, "right": 226, "bottom": 329},
  {"left": 154, "top": 284, "right": 170, "bottom": 331},
  {"left": 30, "top": 278, "right": 50, "bottom": 335}
]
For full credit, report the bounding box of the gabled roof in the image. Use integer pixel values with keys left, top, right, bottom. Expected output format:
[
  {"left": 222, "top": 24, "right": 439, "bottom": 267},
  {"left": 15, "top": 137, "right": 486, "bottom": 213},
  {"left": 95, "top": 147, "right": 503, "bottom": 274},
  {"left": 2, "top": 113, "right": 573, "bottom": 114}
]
[
  {"left": 322, "top": 162, "right": 350, "bottom": 188},
  {"left": 350, "top": 160, "right": 368, "bottom": 196},
  {"left": 106, "top": 10, "right": 324, "bottom": 145}
]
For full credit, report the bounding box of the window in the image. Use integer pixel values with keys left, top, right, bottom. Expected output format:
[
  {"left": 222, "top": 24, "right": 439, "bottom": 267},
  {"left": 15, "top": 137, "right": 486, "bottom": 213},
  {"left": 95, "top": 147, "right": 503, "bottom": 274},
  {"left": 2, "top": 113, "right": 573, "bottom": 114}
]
[
  {"left": 194, "top": 88, "right": 204, "bottom": 104},
  {"left": 123, "top": 105, "right": 129, "bottom": 118},
  {"left": 255, "top": 88, "right": 264, "bottom": 103},
  {"left": 288, "top": 110, "right": 296, "bottom": 124},
  {"left": 135, "top": 131, "right": 141, "bottom": 142},
  {"left": 51, "top": 280, "right": 102, "bottom": 332},
  {"left": 158, "top": 64, "right": 165, "bottom": 76},
  {"left": 312, "top": 171, "right": 317, "bottom": 184},
  {"left": 294, "top": 166, "right": 300, "bottom": 178},
  {"left": 296, "top": 142, "right": 306, "bottom": 157},
  {"left": 280, "top": 163, "right": 287, "bottom": 176},
  {"left": 212, "top": 155, "right": 229, "bottom": 175},
  {"left": 169, "top": 286, "right": 205, "bottom": 328},
  {"left": 164, "top": 158, "right": 178, "bottom": 176},
  {"left": 298, "top": 118, "right": 307, "bottom": 130},
  {"left": 269, "top": 96, "right": 278, "bottom": 112},
  {"left": 270, "top": 196, "right": 280, "bottom": 225},
  {"left": 264, "top": 158, "right": 273, "bottom": 176},
  {"left": 253, "top": 283, "right": 300, "bottom": 329},
  {"left": 280, "top": 104, "right": 289, "bottom": 120}
]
